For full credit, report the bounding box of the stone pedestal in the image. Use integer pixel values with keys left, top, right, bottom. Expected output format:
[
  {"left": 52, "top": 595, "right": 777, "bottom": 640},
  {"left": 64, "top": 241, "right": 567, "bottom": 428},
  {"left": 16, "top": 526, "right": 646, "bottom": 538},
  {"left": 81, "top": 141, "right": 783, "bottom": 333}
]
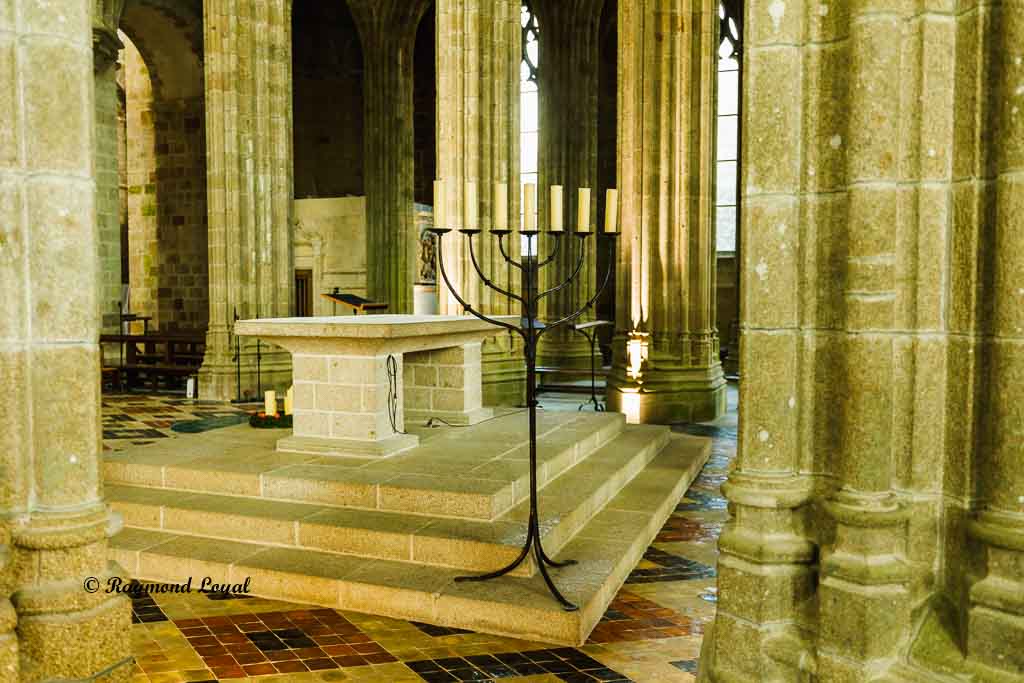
[{"left": 236, "top": 316, "right": 511, "bottom": 457}]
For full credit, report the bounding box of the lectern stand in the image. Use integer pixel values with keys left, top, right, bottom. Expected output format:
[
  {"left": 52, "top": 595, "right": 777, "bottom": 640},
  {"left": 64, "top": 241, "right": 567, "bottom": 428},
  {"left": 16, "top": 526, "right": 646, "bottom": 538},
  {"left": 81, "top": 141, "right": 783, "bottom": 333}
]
[{"left": 320, "top": 289, "right": 388, "bottom": 316}]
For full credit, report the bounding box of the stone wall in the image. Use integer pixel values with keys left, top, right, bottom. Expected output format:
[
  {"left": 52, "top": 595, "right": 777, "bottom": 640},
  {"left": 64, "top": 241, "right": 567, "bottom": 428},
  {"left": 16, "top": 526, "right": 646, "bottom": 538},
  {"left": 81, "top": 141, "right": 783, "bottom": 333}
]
[
  {"left": 294, "top": 197, "right": 368, "bottom": 316},
  {"left": 122, "top": 35, "right": 208, "bottom": 332}
]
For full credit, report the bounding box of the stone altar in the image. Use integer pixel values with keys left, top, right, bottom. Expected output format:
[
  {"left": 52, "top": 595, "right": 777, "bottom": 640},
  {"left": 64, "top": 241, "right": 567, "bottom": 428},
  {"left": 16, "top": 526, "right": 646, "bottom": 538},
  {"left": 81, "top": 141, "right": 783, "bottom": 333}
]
[{"left": 235, "top": 315, "right": 515, "bottom": 457}]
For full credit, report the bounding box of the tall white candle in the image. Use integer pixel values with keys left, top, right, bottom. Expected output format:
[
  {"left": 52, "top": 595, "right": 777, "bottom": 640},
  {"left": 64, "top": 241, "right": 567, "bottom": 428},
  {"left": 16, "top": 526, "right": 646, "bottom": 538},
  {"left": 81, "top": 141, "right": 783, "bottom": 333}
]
[
  {"left": 524, "top": 183, "right": 536, "bottom": 230},
  {"left": 464, "top": 181, "right": 477, "bottom": 229},
  {"left": 550, "top": 185, "right": 564, "bottom": 232},
  {"left": 577, "top": 188, "right": 591, "bottom": 232},
  {"left": 433, "top": 179, "right": 446, "bottom": 228},
  {"left": 605, "top": 189, "right": 618, "bottom": 233},
  {"left": 264, "top": 390, "right": 276, "bottom": 416},
  {"left": 284, "top": 386, "right": 294, "bottom": 415},
  {"left": 494, "top": 182, "right": 508, "bottom": 230}
]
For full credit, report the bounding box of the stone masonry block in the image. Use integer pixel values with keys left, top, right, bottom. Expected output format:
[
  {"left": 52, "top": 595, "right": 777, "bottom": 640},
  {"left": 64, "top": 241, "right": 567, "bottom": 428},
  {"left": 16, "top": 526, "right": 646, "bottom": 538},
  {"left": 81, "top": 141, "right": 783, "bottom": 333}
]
[{"left": 293, "top": 356, "right": 328, "bottom": 382}]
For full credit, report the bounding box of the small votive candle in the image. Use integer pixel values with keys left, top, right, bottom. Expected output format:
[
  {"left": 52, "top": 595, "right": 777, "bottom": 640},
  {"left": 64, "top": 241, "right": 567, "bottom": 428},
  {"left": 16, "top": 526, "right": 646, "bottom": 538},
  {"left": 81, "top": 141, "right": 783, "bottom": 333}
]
[
  {"left": 577, "top": 188, "right": 591, "bottom": 232},
  {"left": 550, "top": 185, "right": 564, "bottom": 232},
  {"left": 464, "top": 181, "right": 477, "bottom": 229},
  {"left": 433, "top": 179, "right": 446, "bottom": 228},
  {"left": 284, "top": 386, "right": 294, "bottom": 415},
  {"left": 494, "top": 182, "right": 508, "bottom": 230},
  {"left": 605, "top": 189, "right": 618, "bottom": 233},
  {"left": 524, "top": 182, "right": 536, "bottom": 230},
  {"left": 264, "top": 390, "right": 276, "bottom": 416}
]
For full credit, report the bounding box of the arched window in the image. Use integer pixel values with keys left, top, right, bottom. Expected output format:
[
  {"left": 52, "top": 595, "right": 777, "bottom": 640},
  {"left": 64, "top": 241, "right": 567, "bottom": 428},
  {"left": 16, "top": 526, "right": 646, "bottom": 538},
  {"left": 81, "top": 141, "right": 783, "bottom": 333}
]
[
  {"left": 716, "top": 0, "right": 742, "bottom": 253},
  {"left": 520, "top": 0, "right": 539, "bottom": 255}
]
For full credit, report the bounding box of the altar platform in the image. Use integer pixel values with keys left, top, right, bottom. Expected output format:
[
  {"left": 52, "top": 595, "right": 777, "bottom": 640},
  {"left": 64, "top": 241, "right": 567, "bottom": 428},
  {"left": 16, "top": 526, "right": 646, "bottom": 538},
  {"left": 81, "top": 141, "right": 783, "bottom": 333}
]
[{"left": 105, "top": 410, "right": 710, "bottom": 645}]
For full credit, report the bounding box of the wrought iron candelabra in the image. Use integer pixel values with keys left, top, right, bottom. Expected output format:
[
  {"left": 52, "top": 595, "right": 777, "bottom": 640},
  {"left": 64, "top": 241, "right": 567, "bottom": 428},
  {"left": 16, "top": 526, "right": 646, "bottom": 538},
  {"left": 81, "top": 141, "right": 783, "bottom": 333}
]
[{"left": 429, "top": 225, "right": 618, "bottom": 611}]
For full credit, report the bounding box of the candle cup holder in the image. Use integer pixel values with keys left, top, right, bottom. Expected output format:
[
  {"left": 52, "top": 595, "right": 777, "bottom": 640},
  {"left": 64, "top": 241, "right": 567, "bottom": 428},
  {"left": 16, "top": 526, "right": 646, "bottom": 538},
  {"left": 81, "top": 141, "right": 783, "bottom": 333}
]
[{"left": 430, "top": 226, "right": 616, "bottom": 611}]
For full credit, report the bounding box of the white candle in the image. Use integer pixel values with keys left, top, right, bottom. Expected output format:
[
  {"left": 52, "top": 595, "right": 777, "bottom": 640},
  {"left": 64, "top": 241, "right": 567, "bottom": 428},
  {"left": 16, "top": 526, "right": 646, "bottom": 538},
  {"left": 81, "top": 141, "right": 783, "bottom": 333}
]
[
  {"left": 524, "top": 183, "right": 536, "bottom": 230},
  {"left": 284, "top": 386, "right": 294, "bottom": 415},
  {"left": 433, "top": 179, "right": 446, "bottom": 228},
  {"left": 465, "top": 181, "right": 477, "bottom": 229},
  {"left": 550, "top": 185, "right": 563, "bottom": 232},
  {"left": 494, "top": 182, "right": 508, "bottom": 230},
  {"left": 605, "top": 189, "right": 618, "bottom": 233},
  {"left": 577, "top": 188, "right": 591, "bottom": 232},
  {"left": 264, "top": 390, "right": 276, "bottom": 416}
]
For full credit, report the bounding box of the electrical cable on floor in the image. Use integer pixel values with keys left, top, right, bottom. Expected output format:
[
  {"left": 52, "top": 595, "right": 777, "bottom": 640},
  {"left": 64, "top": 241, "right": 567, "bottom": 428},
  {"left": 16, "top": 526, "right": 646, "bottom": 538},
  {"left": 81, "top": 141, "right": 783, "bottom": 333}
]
[{"left": 424, "top": 408, "right": 529, "bottom": 428}]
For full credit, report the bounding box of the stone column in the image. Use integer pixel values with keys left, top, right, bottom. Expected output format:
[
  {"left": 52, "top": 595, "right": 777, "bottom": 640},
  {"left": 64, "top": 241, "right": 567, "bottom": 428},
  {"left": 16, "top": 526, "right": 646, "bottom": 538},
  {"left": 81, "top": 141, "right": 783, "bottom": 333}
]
[
  {"left": 199, "top": 0, "right": 295, "bottom": 401},
  {"left": 534, "top": 0, "right": 605, "bottom": 371},
  {"left": 606, "top": 0, "right": 726, "bottom": 424},
  {"left": 347, "top": 0, "right": 431, "bottom": 315},
  {"left": 967, "top": 0, "right": 1024, "bottom": 672},
  {"left": 701, "top": 0, "right": 1019, "bottom": 679},
  {"left": 94, "top": 0, "right": 125, "bottom": 337},
  {"left": 0, "top": 1, "right": 131, "bottom": 679},
  {"left": 436, "top": 0, "right": 525, "bottom": 405}
]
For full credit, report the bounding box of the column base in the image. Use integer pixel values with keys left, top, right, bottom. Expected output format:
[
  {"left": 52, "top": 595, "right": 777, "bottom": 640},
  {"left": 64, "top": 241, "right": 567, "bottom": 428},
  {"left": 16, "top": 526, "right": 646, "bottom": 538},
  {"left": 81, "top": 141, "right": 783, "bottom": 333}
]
[
  {"left": 966, "top": 509, "right": 1024, "bottom": 676},
  {"left": 198, "top": 348, "right": 293, "bottom": 403},
  {"left": 606, "top": 363, "right": 727, "bottom": 424},
  {"left": 277, "top": 432, "right": 420, "bottom": 459}
]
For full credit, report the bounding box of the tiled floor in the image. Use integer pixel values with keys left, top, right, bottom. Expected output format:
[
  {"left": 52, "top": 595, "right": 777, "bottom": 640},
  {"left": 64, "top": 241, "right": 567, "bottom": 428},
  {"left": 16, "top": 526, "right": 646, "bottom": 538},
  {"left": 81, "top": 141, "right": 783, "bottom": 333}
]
[
  {"left": 102, "top": 394, "right": 254, "bottom": 451},
  {"left": 106, "top": 385, "right": 738, "bottom": 682}
]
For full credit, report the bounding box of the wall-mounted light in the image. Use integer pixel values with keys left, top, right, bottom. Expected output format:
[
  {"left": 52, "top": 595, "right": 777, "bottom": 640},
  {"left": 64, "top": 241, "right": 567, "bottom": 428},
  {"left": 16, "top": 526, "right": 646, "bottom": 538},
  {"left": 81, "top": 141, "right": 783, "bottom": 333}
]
[{"left": 626, "top": 331, "right": 649, "bottom": 381}]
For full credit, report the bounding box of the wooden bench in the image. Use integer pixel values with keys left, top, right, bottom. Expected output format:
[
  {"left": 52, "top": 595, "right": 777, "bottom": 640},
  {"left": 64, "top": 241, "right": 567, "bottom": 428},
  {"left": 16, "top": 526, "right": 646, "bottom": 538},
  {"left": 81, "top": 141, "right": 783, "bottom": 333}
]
[{"left": 100, "top": 331, "right": 206, "bottom": 393}]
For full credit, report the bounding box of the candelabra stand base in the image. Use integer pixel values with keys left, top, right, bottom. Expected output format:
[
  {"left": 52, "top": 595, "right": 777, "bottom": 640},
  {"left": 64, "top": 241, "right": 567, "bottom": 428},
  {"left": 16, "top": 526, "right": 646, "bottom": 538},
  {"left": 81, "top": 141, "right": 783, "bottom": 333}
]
[{"left": 454, "top": 482, "right": 580, "bottom": 612}]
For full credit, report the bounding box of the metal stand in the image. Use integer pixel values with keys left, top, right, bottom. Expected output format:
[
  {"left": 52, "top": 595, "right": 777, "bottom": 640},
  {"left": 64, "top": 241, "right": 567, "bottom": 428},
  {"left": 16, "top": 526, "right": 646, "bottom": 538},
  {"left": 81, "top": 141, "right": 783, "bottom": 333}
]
[
  {"left": 430, "top": 226, "right": 617, "bottom": 611},
  {"left": 232, "top": 308, "right": 243, "bottom": 404},
  {"left": 572, "top": 320, "right": 612, "bottom": 412}
]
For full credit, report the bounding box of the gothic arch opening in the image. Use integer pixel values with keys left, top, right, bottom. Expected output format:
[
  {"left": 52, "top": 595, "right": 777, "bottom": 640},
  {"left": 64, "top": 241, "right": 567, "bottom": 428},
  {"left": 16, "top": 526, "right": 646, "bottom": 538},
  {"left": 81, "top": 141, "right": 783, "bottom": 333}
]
[{"left": 116, "top": 1, "right": 208, "bottom": 333}]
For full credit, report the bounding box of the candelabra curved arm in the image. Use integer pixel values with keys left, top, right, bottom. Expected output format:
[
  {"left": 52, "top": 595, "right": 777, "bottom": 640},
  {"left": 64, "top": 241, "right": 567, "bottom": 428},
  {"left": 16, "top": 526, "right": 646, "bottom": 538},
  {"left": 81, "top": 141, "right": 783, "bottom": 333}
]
[
  {"left": 537, "top": 232, "right": 562, "bottom": 268},
  {"left": 468, "top": 233, "right": 524, "bottom": 305},
  {"left": 496, "top": 232, "right": 524, "bottom": 271},
  {"left": 433, "top": 231, "right": 526, "bottom": 341},
  {"left": 537, "top": 242, "right": 615, "bottom": 339},
  {"left": 537, "top": 235, "right": 587, "bottom": 303}
]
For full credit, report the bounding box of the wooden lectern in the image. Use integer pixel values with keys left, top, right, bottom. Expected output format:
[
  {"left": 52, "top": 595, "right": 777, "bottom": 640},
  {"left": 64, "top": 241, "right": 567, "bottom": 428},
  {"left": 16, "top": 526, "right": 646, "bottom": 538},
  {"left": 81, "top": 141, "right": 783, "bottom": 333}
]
[{"left": 320, "top": 288, "right": 388, "bottom": 315}]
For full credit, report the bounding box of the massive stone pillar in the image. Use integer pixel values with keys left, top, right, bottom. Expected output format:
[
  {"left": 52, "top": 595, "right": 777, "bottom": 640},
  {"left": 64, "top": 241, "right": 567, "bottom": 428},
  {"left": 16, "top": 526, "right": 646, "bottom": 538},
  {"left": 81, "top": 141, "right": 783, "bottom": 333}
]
[
  {"left": 967, "top": 0, "right": 1024, "bottom": 672},
  {"left": 436, "top": 0, "right": 525, "bottom": 405},
  {"left": 0, "top": 0, "right": 132, "bottom": 679},
  {"left": 606, "top": 0, "right": 725, "bottom": 423},
  {"left": 700, "top": 0, "right": 1024, "bottom": 680},
  {"left": 347, "top": 0, "right": 430, "bottom": 316},
  {"left": 199, "top": 0, "right": 295, "bottom": 401},
  {"left": 94, "top": 0, "right": 125, "bottom": 336},
  {"left": 535, "top": 0, "right": 605, "bottom": 371}
]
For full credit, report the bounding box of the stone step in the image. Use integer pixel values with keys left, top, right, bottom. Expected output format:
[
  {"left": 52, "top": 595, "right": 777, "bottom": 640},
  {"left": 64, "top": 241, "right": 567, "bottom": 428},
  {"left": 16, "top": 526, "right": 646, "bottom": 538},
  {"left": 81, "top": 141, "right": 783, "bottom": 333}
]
[
  {"left": 110, "top": 432, "right": 710, "bottom": 646},
  {"left": 107, "top": 423, "right": 670, "bottom": 578},
  {"left": 103, "top": 411, "right": 626, "bottom": 521}
]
